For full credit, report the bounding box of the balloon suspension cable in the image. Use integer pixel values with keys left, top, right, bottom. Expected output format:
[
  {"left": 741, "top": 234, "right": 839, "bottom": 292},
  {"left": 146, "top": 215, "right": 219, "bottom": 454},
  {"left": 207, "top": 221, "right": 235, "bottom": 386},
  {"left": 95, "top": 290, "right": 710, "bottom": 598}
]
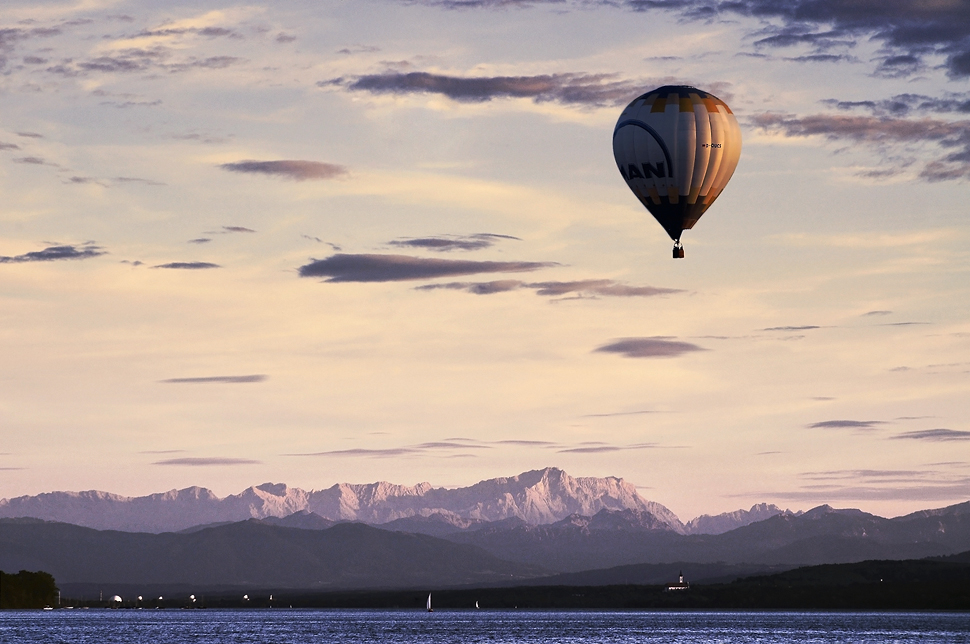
[{"left": 672, "top": 239, "right": 684, "bottom": 259}]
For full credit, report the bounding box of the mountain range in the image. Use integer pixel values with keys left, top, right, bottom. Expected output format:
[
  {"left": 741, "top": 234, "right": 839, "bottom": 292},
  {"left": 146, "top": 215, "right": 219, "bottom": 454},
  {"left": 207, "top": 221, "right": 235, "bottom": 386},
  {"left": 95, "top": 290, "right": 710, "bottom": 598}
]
[
  {"left": 2, "top": 467, "right": 969, "bottom": 593},
  {"left": 0, "top": 468, "right": 780, "bottom": 535}
]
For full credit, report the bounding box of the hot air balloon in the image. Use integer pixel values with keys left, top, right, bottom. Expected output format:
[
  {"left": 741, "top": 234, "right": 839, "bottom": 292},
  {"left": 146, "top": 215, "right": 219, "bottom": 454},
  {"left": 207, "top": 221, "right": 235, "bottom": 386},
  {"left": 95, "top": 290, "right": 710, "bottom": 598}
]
[{"left": 612, "top": 85, "right": 741, "bottom": 258}]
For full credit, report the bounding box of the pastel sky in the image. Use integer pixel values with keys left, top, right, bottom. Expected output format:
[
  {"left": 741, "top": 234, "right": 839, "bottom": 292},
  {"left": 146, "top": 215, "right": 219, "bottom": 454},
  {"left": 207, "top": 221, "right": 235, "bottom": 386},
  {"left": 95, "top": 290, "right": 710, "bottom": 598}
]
[{"left": 1, "top": 0, "right": 969, "bottom": 521}]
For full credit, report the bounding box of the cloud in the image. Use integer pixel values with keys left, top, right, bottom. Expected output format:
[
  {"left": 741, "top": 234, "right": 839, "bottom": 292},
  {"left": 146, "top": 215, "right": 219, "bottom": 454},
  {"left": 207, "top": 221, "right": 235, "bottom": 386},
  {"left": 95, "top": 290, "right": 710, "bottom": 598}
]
[
  {"left": 100, "top": 99, "right": 163, "bottom": 109},
  {"left": 787, "top": 54, "right": 857, "bottom": 64},
  {"left": 407, "top": 0, "right": 970, "bottom": 79},
  {"left": 495, "top": 440, "right": 557, "bottom": 446},
  {"left": 530, "top": 280, "right": 683, "bottom": 297},
  {"left": 891, "top": 429, "right": 970, "bottom": 441},
  {"left": 188, "top": 238, "right": 211, "bottom": 244},
  {"left": 291, "top": 447, "right": 416, "bottom": 458},
  {"left": 329, "top": 71, "right": 643, "bottom": 106},
  {"left": 221, "top": 226, "right": 255, "bottom": 233},
  {"left": 417, "top": 278, "right": 683, "bottom": 298},
  {"left": 863, "top": 310, "right": 893, "bottom": 316},
  {"left": 582, "top": 410, "right": 661, "bottom": 418},
  {"left": 418, "top": 279, "right": 525, "bottom": 294},
  {"left": 47, "top": 43, "right": 244, "bottom": 77},
  {"left": 751, "top": 112, "right": 970, "bottom": 181},
  {"left": 825, "top": 93, "right": 970, "bottom": 117},
  {"left": 808, "top": 420, "right": 886, "bottom": 430},
  {"left": 0, "top": 143, "right": 21, "bottom": 150},
  {"left": 557, "top": 442, "right": 660, "bottom": 453},
  {"left": 752, "top": 466, "right": 970, "bottom": 503},
  {"left": 114, "top": 177, "right": 165, "bottom": 186},
  {"left": 139, "top": 449, "right": 187, "bottom": 454},
  {"left": 288, "top": 440, "right": 493, "bottom": 458},
  {"left": 153, "top": 262, "right": 221, "bottom": 269},
  {"left": 0, "top": 244, "right": 106, "bottom": 263},
  {"left": 878, "top": 321, "right": 929, "bottom": 327},
  {"left": 160, "top": 375, "right": 268, "bottom": 384},
  {"left": 698, "top": 0, "right": 970, "bottom": 79},
  {"left": 595, "top": 336, "right": 706, "bottom": 358},
  {"left": 13, "top": 156, "right": 52, "bottom": 166},
  {"left": 154, "top": 457, "right": 261, "bottom": 466},
  {"left": 220, "top": 159, "right": 348, "bottom": 181},
  {"left": 389, "top": 233, "right": 519, "bottom": 252},
  {"left": 299, "top": 253, "right": 556, "bottom": 282},
  {"left": 136, "top": 26, "right": 242, "bottom": 39},
  {"left": 763, "top": 325, "right": 821, "bottom": 331}
]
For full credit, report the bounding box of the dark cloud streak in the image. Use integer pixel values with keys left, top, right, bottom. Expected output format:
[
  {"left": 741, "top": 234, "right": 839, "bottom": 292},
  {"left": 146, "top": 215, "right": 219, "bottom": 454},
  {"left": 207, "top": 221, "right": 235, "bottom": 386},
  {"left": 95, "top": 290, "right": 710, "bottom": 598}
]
[
  {"left": 595, "top": 337, "right": 705, "bottom": 358},
  {"left": 299, "top": 253, "right": 556, "bottom": 282},
  {"left": 331, "top": 71, "right": 644, "bottom": 106},
  {"left": 389, "top": 233, "right": 519, "bottom": 252},
  {"left": 154, "top": 457, "right": 261, "bottom": 466},
  {"left": 808, "top": 420, "right": 886, "bottom": 430},
  {"left": 220, "top": 160, "right": 348, "bottom": 181},
  {"left": 153, "top": 262, "right": 220, "bottom": 269},
  {"left": 417, "top": 278, "right": 683, "bottom": 298},
  {"left": 0, "top": 244, "right": 105, "bottom": 263},
  {"left": 160, "top": 375, "right": 267, "bottom": 384},
  {"left": 892, "top": 429, "right": 970, "bottom": 441}
]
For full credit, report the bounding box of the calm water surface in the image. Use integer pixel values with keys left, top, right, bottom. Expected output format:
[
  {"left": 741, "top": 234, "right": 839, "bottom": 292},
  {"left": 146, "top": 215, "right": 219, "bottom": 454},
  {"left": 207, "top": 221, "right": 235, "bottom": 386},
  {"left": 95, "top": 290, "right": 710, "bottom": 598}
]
[{"left": 2, "top": 609, "right": 969, "bottom": 643}]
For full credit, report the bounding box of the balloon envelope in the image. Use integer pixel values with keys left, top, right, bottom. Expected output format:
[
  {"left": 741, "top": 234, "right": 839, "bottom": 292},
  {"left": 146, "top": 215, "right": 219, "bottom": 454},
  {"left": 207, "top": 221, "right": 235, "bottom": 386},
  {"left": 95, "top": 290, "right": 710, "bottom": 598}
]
[{"left": 613, "top": 86, "right": 741, "bottom": 248}]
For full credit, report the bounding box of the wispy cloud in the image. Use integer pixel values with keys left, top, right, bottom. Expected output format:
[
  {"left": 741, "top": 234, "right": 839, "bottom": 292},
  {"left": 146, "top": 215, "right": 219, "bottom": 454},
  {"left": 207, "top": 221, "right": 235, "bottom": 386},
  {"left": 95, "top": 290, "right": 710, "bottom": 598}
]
[
  {"left": 494, "top": 439, "right": 557, "bottom": 446},
  {"left": 763, "top": 325, "right": 821, "bottom": 331},
  {"left": 0, "top": 244, "right": 106, "bottom": 263},
  {"left": 595, "top": 337, "right": 706, "bottom": 358},
  {"left": 160, "top": 375, "right": 268, "bottom": 384},
  {"left": 154, "top": 457, "right": 261, "bottom": 466},
  {"left": 824, "top": 93, "right": 970, "bottom": 117},
  {"left": 582, "top": 410, "right": 662, "bottom": 418},
  {"left": 287, "top": 440, "right": 493, "bottom": 458},
  {"left": 299, "top": 253, "right": 555, "bottom": 282},
  {"left": 751, "top": 466, "right": 970, "bottom": 503},
  {"left": 328, "top": 71, "right": 644, "bottom": 106},
  {"left": 557, "top": 442, "right": 661, "bottom": 453},
  {"left": 751, "top": 112, "right": 970, "bottom": 181},
  {"left": 153, "top": 262, "right": 221, "bottom": 269},
  {"left": 417, "top": 279, "right": 683, "bottom": 298},
  {"left": 891, "top": 429, "right": 970, "bottom": 441},
  {"left": 286, "top": 436, "right": 686, "bottom": 458},
  {"left": 406, "top": 0, "right": 970, "bottom": 80},
  {"left": 220, "top": 160, "right": 348, "bottom": 181},
  {"left": 808, "top": 420, "right": 886, "bottom": 430},
  {"left": 389, "top": 233, "right": 519, "bottom": 252},
  {"left": 48, "top": 45, "right": 243, "bottom": 77}
]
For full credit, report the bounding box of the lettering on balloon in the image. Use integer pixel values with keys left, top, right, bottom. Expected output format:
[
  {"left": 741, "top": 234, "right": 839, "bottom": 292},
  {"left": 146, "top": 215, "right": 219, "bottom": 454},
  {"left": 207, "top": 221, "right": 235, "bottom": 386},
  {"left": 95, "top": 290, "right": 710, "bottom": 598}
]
[{"left": 620, "top": 161, "right": 666, "bottom": 180}]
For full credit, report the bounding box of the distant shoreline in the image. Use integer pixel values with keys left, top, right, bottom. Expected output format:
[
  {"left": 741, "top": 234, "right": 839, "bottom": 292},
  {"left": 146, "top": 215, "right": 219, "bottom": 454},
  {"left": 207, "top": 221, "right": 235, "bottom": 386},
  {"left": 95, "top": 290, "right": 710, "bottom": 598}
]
[{"left": 56, "top": 580, "right": 970, "bottom": 612}]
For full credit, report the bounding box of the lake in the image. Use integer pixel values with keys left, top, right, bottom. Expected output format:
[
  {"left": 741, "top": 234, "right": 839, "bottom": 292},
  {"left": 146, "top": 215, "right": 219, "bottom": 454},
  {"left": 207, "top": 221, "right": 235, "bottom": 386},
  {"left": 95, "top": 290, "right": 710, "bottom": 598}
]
[{"left": 2, "top": 609, "right": 968, "bottom": 643}]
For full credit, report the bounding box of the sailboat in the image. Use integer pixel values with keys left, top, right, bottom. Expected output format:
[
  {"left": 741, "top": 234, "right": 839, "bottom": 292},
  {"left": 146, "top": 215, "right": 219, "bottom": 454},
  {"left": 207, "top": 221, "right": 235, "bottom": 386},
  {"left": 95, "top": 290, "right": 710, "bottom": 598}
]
[
  {"left": 426, "top": 593, "right": 433, "bottom": 612},
  {"left": 475, "top": 600, "right": 479, "bottom": 609}
]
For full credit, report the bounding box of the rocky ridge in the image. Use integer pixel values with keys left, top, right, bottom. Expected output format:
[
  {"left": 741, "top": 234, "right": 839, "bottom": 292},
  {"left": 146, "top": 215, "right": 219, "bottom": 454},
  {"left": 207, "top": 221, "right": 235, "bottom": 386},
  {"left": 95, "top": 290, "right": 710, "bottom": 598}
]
[{"left": 0, "top": 467, "right": 685, "bottom": 534}]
